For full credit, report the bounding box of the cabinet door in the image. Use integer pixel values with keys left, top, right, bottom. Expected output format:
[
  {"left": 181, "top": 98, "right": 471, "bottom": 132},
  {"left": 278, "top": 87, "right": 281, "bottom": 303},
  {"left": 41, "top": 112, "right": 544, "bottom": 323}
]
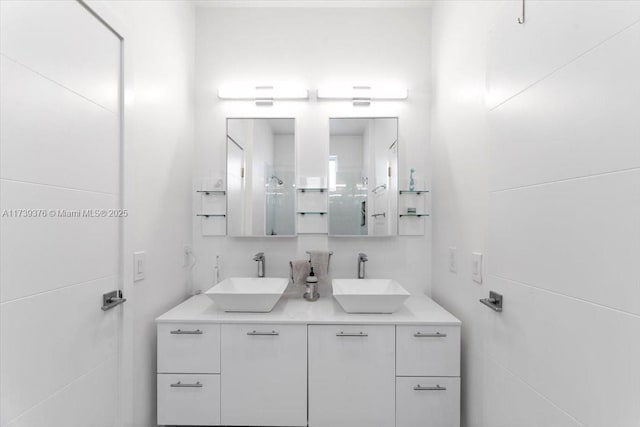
[
  {"left": 157, "top": 374, "right": 221, "bottom": 426},
  {"left": 158, "top": 323, "right": 220, "bottom": 374},
  {"left": 396, "top": 325, "right": 460, "bottom": 376},
  {"left": 221, "top": 324, "right": 307, "bottom": 426},
  {"left": 396, "top": 377, "right": 460, "bottom": 427},
  {"left": 308, "top": 325, "right": 395, "bottom": 427}
]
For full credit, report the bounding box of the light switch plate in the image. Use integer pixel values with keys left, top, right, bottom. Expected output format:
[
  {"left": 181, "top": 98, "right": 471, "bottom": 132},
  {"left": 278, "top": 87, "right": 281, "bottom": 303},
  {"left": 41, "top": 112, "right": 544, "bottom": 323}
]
[
  {"left": 133, "top": 251, "right": 145, "bottom": 282},
  {"left": 448, "top": 247, "right": 457, "bottom": 273},
  {"left": 472, "top": 252, "right": 483, "bottom": 284}
]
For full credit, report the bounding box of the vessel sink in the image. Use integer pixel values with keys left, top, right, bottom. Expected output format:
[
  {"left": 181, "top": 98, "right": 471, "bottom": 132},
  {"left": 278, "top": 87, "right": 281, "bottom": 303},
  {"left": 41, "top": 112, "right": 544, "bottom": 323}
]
[
  {"left": 205, "top": 277, "right": 288, "bottom": 312},
  {"left": 332, "top": 279, "right": 411, "bottom": 314}
]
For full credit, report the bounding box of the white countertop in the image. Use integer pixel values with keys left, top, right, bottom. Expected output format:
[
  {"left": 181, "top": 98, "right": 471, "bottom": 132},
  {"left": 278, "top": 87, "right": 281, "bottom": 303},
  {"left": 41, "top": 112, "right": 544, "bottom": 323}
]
[{"left": 156, "top": 292, "right": 461, "bottom": 326}]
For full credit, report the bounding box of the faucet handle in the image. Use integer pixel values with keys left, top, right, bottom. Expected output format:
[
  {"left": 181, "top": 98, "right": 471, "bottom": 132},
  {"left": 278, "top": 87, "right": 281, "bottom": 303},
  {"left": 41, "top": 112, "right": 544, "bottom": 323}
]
[
  {"left": 358, "top": 252, "right": 368, "bottom": 261},
  {"left": 253, "top": 252, "right": 264, "bottom": 260}
]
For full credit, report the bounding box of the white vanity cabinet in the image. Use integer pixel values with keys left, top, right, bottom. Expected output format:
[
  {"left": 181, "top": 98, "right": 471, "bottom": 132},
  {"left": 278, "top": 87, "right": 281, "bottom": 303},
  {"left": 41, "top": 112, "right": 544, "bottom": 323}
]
[
  {"left": 156, "top": 295, "right": 461, "bottom": 427},
  {"left": 308, "top": 325, "right": 396, "bottom": 427},
  {"left": 221, "top": 324, "right": 307, "bottom": 426}
]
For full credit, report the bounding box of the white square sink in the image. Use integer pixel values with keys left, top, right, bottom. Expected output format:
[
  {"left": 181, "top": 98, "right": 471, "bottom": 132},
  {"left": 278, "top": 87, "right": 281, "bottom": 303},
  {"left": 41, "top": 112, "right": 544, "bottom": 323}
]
[
  {"left": 205, "top": 277, "right": 288, "bottom": 312},
  {"left": 332, "top": 279, "right": 411, "bottom": 314}
]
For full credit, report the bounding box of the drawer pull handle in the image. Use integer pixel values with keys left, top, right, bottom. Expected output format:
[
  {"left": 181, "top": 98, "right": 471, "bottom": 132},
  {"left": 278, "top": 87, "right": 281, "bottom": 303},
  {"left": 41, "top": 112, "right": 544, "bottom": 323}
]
[
  {"left": 414, "top": 332, "right": 447, "bottom": 338},
  {"left": 247, "top": 330, "right": 279, "bottom": 336},
  {"left": 414, "top": 384, "right": 447, "bottom": 391},
  {"left": 336, "top": 332, "right": 368, "bottom": 337},
  {"left": 170, "top": 329, "right": 203, "bottom": 335},
  {"left": 170, "top": 381, "right": 203, "bottom": 388}
]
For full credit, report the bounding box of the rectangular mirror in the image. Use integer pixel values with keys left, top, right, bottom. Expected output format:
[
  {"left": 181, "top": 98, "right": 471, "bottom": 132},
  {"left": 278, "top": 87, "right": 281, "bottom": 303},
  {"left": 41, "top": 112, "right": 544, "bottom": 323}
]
[
  {"left": 328, "top": 118, "right": 398, "bottom": 236},
  {"left": 226, "top": 118, "right": 296, "bottom": 237}
]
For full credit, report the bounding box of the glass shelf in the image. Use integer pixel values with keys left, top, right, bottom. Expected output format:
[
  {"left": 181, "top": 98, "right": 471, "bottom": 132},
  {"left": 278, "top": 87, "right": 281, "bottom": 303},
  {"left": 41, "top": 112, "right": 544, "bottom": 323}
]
[
  {"left": 297, "top": 188, "right": 327, "bottom": 193},
  {"left": 196, "top": 214, "right": 226, "bottom": 217},
  {"left": 399, "top": 214, "right": 430, "bottom": 217},
  {"left": 399, "top": 190, "right": 429, "bottom": 195},
  {"left": 297, "top": 211, "right": 327, "bottom": 215},
  {"left": 196, "top": 190, "right": 226, "bottom": 195}
]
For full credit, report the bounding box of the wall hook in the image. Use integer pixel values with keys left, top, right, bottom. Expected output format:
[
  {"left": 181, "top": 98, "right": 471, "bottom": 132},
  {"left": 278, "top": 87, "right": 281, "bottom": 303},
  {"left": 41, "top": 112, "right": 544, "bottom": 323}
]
[{"left": 517, "top": 0, "right": 525, "bottom": 24}]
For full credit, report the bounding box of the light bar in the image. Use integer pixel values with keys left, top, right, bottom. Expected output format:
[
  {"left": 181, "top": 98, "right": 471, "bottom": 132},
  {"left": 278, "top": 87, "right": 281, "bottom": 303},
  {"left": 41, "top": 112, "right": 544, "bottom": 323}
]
[
  {"left": 218, "top": 84, "right": 309, "bottom": 105},
  {"left": 317, "top": 84, "right": 408, "bottom": 105}
]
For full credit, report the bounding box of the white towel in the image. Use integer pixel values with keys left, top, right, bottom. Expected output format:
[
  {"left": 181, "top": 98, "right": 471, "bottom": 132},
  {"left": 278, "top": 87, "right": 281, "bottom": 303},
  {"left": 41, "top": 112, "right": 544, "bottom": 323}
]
[
  {"left": 290, "top": 260, "right": 310, "bottom": 286},
  {"left": 308, "top": 251, "right": 331, "bottom": 286}
]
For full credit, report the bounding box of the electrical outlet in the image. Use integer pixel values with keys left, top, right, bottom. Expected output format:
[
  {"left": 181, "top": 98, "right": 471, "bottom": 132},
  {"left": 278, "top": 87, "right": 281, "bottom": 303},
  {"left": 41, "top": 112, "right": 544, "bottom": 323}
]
[
  {"left": 133, "top": 251, "right": 145, "bottom": 282},
  {"left": 472, "top": 252, "right": 483, "bottom": 284},
  {"left": 448, "top": 247, "right": 457, "bottom": 273},
  {"left": 183, "top": 244, "right": 193, "bottom": 267}
]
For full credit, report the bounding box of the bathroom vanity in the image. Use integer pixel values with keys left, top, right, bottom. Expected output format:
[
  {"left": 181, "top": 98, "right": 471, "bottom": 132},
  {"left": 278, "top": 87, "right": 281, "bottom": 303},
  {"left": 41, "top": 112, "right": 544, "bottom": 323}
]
[{"left": 156, "top": 293, "right": 461, "bottom": 427}]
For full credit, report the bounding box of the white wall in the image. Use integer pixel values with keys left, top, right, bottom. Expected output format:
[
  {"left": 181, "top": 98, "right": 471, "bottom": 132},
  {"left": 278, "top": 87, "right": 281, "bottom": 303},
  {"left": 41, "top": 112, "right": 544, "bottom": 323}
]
[
  {"left": 194, "top": 6, "right": 432, "bottom": 295},
  {"left": 431, "top": 1, "right": 640, "bottom": 426},
  {"left": 103, "top": 2, "right": 195, "bottom": 426}
]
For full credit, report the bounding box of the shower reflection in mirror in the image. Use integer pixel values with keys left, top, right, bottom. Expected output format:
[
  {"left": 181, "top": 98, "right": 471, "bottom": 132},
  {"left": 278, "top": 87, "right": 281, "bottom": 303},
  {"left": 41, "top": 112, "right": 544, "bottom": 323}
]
[
  {"left": 328, "top": 117, "right": 398, "bottom": 236},
  {"left": 226, "top": 118, "right": 296, "bottom": 237}
]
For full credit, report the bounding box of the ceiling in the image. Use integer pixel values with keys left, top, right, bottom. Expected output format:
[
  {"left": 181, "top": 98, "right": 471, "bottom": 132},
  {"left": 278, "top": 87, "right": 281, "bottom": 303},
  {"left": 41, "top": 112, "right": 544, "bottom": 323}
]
[{"left": 194, "top": 0, "right": 432, "bottom": 8}]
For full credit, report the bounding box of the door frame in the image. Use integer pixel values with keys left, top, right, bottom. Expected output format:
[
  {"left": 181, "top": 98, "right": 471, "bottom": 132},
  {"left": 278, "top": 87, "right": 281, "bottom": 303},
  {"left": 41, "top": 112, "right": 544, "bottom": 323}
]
[{"left": 78, "top": 2, "right": 133, "bottom": 426}]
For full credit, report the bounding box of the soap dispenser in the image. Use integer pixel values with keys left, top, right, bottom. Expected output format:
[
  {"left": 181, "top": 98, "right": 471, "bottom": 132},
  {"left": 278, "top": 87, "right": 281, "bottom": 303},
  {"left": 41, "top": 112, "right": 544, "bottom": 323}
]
[{"left": 304, "top": 264, "right": 319, "bottom": 302}]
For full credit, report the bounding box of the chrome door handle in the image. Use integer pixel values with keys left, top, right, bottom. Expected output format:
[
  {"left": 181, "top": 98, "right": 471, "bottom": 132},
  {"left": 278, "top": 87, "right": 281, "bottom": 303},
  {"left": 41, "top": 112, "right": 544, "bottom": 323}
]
[
  {"left": 170, "top": 329, "right": 203, "bottom": 335},
  {"left": 247, "top": 330, "right": 279, "bottom": 336},
  {"left": 170, "top": 381, "right": 203, "bottom": 388},
  {"left": 101, "top": 290, "right": 126, "bottom": 311},
  {"left": 414, "top": 384, "right": 447, "bottom": 391},
  {"left": 480, "top": 291, "right": 503, "bottom": 312},
  {"left": 336, "top": 332, "right": 368, "bottom": 337},
  {"left": 414, "top": 332, "right": 447, "bottom": 338}
]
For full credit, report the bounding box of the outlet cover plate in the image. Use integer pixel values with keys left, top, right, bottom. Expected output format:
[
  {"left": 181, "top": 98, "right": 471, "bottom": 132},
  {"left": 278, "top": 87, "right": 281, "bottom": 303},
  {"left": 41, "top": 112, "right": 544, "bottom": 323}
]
[
  {"left": 449, "top": 247, "right": 457, "bottom": 273},
  {"left": 472, "top": 252, "right": 483, "bottom": 284}
]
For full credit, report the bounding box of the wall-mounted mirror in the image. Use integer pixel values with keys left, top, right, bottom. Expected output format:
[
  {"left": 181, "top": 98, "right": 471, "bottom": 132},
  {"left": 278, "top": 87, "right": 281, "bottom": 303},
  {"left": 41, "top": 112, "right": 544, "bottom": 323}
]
[
  {"left": 328, "top": 118, "right": 398, "bottom": 236},
  {"left": 226, "top": 118, "right": 296, "bottom": 237}
]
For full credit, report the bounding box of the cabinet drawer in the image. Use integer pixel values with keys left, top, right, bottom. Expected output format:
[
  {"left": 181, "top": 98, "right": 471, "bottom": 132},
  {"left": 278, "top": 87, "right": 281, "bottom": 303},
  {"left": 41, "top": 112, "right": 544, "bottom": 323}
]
[
  {"left": 221, "top": 324, "right": 307, "bottom": 426},
  {"left": 396, "top": 325, "right": 460, "bottom": 376},
  {"left": 309, "top": 324, "right": 395, "bottom": 427},
  {"left": 396, "top": 377, "right": 460, "bottom": 427},
  {"left": 157, "top": 323, "right": 220, "bottom": 374},
  {"left": 157, "top": 374, "right": 220, "bottom": 426}
]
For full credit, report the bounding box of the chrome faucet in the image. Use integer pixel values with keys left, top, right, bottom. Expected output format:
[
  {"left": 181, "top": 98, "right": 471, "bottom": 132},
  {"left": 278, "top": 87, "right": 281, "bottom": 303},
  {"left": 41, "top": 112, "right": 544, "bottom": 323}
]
[
  {"left": 357, "top": 253, "right": 368, "bottom": 279},
  {"left": 253, "top": 252, "right": 265, "bottom": 278}
]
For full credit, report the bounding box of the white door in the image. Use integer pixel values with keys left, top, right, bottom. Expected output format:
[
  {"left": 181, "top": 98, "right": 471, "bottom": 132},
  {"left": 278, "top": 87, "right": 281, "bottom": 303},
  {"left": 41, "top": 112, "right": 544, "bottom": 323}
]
[
  {"left": 0, "top": 1, "right": 125, "bottom": 426},
  {"left": 308, "top": 325, "right": 395, "bottom": 427}
]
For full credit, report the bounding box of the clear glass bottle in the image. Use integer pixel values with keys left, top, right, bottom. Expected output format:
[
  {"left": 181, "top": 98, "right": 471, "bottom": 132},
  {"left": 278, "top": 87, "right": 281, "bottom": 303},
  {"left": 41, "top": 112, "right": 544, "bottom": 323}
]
[{"left": 304, "top": 266, "right": 319, "bottom": 301}]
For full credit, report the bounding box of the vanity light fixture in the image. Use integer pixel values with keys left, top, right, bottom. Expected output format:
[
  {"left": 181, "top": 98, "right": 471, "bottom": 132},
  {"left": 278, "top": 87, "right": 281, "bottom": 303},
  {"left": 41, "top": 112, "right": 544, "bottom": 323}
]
[
  {"left": 218, "top": 84, "right": 309, "bottom": 106},
  {"left": 317, "top": 84, "right": 408, "bottom": 106}
]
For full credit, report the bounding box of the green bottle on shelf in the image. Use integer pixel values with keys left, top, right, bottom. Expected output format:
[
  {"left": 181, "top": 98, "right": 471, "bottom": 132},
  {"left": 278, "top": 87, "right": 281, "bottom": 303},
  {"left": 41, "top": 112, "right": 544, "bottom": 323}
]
[{"left": 409, "top": 168, "right": 415, "bottom": 192}]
